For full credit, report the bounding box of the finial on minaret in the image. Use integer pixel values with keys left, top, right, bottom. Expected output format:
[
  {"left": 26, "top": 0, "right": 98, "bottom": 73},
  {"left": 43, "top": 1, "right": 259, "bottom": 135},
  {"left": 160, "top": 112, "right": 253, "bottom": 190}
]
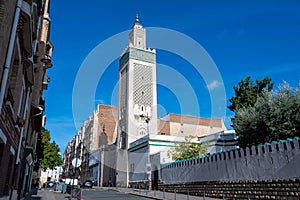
[{"left": 135, "top": 13, "right": 139, "bottom": 24}]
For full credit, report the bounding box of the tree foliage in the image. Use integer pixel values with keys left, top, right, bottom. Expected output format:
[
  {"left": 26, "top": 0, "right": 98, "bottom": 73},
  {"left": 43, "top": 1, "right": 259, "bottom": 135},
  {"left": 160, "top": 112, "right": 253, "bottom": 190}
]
[
  {"left": 36, "top": 128, "right": 63, "bottom": 171},
  {"left": 168, "top": 136, "right": 208, "bottom": 161},
  {"left": 228, "top": 76, "right": 274, "bottom": 112},
  {"left": 232, "top": 83, "right": 300, "bottom": 147}
]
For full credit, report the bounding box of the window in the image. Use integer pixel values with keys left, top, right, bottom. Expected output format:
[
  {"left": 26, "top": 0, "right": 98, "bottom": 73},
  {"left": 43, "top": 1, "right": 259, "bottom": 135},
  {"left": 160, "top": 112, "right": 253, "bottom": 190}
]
[
  {"left": 17, "top": 79, "right": 25, "bottom": 116},
  {"left": 161, "top": 132, "right": 166, "bottom": 135},
  {"left": 139, "top": 131, "right": 145, "bottom": 135},
  {"left": 0, "top": 142, "right": 4, "bottom": 166},
  {"left": 120, "top": 131, "right": 126, "bottom": 149}
]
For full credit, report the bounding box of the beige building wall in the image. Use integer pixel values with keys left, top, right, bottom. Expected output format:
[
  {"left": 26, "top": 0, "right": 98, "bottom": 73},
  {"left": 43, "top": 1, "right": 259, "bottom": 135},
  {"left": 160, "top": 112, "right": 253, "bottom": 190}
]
[{"left": 158, "top": 113, "right": 227, "bottom": 137}]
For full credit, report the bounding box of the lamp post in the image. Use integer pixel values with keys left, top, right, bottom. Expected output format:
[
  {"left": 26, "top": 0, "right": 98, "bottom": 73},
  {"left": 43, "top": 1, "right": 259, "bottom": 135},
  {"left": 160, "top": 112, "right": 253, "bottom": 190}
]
[
  {"left": 140, "top": 114, "right": 151, "bottom": 191},
  {"left": 18, "top": 104, "right": 43, "bottom": 199}
]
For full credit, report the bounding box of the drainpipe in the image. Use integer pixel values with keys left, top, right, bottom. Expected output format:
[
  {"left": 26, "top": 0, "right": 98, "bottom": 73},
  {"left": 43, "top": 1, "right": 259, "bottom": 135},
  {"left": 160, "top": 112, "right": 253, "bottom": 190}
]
[
  {"left": 100, "top": 146, "right": 104, "bottom": 186},
  {"left": 0, "top": 0, "right": 23, "bottom": 112}
]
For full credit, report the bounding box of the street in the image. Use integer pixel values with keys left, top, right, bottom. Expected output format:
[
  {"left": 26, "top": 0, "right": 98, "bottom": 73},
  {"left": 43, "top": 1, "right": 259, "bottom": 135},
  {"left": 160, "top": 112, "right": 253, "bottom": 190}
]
[
  {"left": 24, "top": 187, "right": 220, "bottom": 200},
  {"left": 25, "top": 188, "right": 151, "bottom": 200},
  {"left": 82, "top": 188, "right": 149, "bottom": 200}
]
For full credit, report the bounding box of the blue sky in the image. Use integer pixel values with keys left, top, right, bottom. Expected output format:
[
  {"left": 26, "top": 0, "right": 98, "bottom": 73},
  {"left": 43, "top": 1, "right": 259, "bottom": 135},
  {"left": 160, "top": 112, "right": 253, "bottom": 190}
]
[{"left": 45, "top": 0, "right": 300, "bottom": 153}]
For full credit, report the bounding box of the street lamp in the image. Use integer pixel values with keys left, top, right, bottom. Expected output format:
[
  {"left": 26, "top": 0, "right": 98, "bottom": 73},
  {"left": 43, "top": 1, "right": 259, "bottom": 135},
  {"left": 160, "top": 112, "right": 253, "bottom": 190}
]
[
  {"left": 140, "top": 114, "right": 151, "bottom": 191},
  {"left": 18, "top": 104, "right": 43, "bottom": 199}
]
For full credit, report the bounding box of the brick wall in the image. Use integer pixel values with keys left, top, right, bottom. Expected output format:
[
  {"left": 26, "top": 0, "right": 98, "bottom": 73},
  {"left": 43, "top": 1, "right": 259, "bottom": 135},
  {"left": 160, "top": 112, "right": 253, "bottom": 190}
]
[
  {"left": 0, "top": 0, "right": 16, "bottom": 82},
  {"left": 98, "top": 104, "right": 118, "bottom": 144},
  {"left": 157, "top": 119, "right": 170, "bottom": 135}
]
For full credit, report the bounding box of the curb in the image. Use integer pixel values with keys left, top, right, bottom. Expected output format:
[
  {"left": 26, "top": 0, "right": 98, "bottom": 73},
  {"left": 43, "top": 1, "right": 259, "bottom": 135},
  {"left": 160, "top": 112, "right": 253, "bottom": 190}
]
[
  {"left": 106, "top": 188, "right": 120, "bottom": 193},
  {"left": 128, "top": 192, "right": 164, "bottom": 200},
  {"left": 100, "top": 187, "right": 165, "bottom": 200}
]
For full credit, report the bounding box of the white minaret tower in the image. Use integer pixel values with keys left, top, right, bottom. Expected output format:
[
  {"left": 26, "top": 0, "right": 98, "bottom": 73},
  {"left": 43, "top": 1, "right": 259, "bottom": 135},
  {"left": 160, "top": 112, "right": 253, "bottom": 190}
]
[{"left": 116, "top": 15, "right": 157, "bottom": 187}]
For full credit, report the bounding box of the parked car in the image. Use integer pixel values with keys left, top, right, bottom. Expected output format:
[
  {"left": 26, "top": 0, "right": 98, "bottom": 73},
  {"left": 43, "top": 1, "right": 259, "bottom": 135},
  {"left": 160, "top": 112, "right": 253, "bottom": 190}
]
[
  {"left": 43, "top": 181, "right": 55, "bottom": 188},
  {"left": 81, "top": 180, "right": 93, "bottom": 188},
  {"left": 47, "top": 181, "right": 55, "bottom": 187}
]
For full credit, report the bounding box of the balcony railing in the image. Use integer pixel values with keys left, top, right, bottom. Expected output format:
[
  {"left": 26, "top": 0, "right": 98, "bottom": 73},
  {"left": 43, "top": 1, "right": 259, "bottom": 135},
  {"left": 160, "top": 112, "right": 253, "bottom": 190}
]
[{"left": 40, "top": 54, "right": 52, "bottom": 68}]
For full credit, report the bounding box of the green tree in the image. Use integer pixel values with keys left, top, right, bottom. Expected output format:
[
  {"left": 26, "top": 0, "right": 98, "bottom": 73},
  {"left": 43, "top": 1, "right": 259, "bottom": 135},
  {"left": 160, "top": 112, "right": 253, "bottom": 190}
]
[
  {"left": 232, "top": 83, "right": 300, "bottom": 147},
  {"left": 168, "top": 136, "right": 209, "bottom": 161},
  {"left": 228, "top": 76, "right": 274, "bottom": 112},
  {"left": 36, "top": 128, "right": 63, "bottom": 170}
]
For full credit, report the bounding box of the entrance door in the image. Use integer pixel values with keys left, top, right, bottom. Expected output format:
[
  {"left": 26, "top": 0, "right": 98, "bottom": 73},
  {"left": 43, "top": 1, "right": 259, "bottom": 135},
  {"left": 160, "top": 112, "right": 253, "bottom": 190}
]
[{"left": 152, "top": 169, "right": 158, "bottom": 190}]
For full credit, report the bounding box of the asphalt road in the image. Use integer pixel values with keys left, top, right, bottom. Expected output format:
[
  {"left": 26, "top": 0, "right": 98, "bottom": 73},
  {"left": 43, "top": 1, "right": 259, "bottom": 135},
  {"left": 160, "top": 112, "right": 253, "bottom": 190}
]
[{"left": 82, "top": 188, "right": 150, "bottom": 200}]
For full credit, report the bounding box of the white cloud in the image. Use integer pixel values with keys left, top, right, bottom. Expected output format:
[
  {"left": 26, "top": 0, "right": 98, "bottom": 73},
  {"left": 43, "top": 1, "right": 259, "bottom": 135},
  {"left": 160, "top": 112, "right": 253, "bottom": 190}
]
[
  {"left": 207, "top": 80, "right": 222, "bottom": 91},
  {"left": 94, "top": 99, "right": 106, "bottom": 104}
]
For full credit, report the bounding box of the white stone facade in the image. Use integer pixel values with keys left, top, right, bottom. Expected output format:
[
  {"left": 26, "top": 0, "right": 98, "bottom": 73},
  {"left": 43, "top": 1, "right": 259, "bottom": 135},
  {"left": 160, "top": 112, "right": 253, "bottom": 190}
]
[{"left": 40, "top": 166, "right": 63, "bottom": 184}]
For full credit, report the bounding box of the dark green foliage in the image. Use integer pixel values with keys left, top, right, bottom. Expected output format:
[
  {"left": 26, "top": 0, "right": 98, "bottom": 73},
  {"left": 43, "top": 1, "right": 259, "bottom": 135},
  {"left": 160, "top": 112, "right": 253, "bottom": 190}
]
[
  {"left": 232, "top": 83, "right": 300, "bottom": 147},
  {"left": 36, "top": 128, "right": 63, "bottom": 170},
  {"left": 228, "top": 76, "right": 274, "bottom": 112}
]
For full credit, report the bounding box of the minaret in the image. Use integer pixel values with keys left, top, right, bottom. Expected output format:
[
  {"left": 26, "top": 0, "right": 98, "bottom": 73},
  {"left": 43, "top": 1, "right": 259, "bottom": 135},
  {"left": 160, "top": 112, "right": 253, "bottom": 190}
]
[{"left": 116, "top": 15, "right": 157, "bottom": 187}]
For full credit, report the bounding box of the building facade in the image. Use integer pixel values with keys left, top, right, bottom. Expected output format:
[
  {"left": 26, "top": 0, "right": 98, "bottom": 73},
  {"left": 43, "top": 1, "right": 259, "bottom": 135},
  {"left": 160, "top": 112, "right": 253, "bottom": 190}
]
[
  {"left": 39, "top": 166, "right": 63, "bottom": 185},
  {"left": 128, "top": 131, "right": 237, "bottom": 189},
  {"left": 63, "top": 104, "right": 118, "bottom": 185},
  {"left": 0, "top": 0, "right": 53, "bottom": 199}
]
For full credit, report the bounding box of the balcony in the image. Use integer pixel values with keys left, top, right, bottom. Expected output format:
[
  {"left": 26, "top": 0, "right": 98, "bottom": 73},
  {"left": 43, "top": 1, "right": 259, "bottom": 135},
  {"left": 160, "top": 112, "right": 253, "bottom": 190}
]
[{"left": 40, "top": 54, "right": 53, "bottom": 68}]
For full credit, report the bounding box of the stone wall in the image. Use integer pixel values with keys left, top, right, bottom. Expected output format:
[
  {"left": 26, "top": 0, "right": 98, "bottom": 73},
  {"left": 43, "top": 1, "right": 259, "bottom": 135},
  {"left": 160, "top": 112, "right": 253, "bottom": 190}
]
[{"left": 158, "top": 178, "right": 300, "bottom": 200}]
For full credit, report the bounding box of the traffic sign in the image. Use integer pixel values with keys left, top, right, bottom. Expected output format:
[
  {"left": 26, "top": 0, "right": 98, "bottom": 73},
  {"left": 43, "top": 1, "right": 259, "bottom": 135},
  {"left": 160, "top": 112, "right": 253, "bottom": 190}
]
[
  {"left": 146, "top": 163, "right": 152, "bottom": 174},
  {"left": 72, "top": 158, "right": 82, "bottom": 168}
]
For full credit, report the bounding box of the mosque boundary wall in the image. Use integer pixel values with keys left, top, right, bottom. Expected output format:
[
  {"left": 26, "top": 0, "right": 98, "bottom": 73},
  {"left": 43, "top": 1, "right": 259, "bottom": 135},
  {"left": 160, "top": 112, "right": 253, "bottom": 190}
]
[{"left": 158, "top": 137, "right": 300, "bottom": 199}]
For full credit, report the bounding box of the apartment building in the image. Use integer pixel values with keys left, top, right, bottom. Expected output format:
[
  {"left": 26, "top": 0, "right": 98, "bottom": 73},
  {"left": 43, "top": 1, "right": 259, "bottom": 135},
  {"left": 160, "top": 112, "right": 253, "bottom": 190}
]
[
  {"left": 0, "top": 0, "right": 53, "bottom": 199},
  {"left": 63, "top": 104, "right": 118, "bottom": 184}
]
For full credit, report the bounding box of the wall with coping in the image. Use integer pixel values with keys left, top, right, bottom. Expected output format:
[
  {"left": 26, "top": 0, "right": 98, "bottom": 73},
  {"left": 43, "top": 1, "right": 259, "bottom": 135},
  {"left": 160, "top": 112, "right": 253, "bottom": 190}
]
[{"left": 161, "top": 137, "right": 300, "bottom": 183}]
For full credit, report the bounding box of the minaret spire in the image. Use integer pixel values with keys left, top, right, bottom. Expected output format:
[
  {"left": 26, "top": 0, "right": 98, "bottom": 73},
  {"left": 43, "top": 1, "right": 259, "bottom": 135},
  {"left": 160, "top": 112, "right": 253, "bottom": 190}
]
[{"left": 135, "top": 13, "right": 139, "bottom": 24}]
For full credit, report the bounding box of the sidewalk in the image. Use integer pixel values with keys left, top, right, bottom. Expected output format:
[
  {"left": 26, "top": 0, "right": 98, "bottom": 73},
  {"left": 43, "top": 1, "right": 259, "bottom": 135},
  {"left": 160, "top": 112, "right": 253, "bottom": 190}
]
[
  {"left": 23, "top": 187, "right": 221, "bottom": 200},
  {"left": 99, "top": 187, "right": 221, "bottom": 200},
  {"left": 24, "top": 188, "right": 71, "bottom": 200}
]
